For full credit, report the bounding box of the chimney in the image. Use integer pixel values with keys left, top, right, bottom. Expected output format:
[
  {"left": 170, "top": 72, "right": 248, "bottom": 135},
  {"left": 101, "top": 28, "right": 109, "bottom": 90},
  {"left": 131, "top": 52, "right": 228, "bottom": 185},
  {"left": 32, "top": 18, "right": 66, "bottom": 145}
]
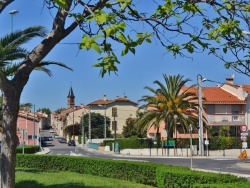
[
  {"left": 226, "top": 78, "right": 234, "bottom": 85},
  {"left": 116, "top": 96, "right": 119, "bottom": 99}
]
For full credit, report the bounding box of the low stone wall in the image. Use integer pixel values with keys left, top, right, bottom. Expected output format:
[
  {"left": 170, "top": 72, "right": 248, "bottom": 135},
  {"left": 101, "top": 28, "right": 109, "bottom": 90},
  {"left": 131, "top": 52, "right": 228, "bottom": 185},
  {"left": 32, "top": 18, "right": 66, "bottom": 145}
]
[{"left": 120, "top": 148, "right": 250, "bottom": 157}]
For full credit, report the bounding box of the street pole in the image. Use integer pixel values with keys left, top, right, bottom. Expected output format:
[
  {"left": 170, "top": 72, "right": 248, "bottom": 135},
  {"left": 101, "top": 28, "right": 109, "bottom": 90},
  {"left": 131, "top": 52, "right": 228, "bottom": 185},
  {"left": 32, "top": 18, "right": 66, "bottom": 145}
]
[
  {"left": 9, "top": 10, "right": 18, "bottom": 33},
  {"left": 104, "top": 95, "right": 107, "bottom": 140},
  {"left": 33, "top": 105, "right": 35, "bottom": 146},
  {"left": 22, "top": 129, "right": 24, "bottom": 154},
  {"left": 73, "top": 111, "right": 75, "bottom": 140},
  {"left": 88, "top": 107, "right": 91, "bottom": 143},
  {"left": 81, "top": 115, "right": 84, "bottom": 146},
  {"left": 197, "top": 74, "right": 204, "bottom": 156},
  {"left": 189, "top": 124, "right": 193, "bottom": 169}
]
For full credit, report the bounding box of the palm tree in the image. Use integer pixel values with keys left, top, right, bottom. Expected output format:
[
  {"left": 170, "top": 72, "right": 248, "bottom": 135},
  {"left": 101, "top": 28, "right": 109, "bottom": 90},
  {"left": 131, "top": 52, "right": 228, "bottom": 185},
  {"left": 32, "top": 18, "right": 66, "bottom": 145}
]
[
  {"left": 0, "top": 26, "right": 73, "bottom": 187},
  {"left": 0, "top": 26, "right": 72, "bottom": 78},
  {"left": 137, "top": 74, "right": 204, "bottom": 145}
]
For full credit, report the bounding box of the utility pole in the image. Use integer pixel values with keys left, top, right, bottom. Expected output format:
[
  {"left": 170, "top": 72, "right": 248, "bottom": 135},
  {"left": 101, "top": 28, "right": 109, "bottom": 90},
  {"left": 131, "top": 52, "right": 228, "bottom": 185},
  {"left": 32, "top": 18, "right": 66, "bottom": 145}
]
[
  {"left": 104, "top": 95, "right": 107, "bottom": 140},
  {"left": 33, "top": 105, "right": 35, "bottom": 146},
  {"left": 73, "top": 110, "right": 75, "bottom": 140},
  {"left": 81, "top": 115, "right": 84, "bottom": 146},
  {"left": 9, "top": 10, "right": 18, "bottom": 33},
  {"left": 197, "top": 74, "right": 204, "bottom": 156},
  {"left": 88, "top": 107, "right": 91, "bottom": 143},
  {"left": 189, "top": 124, "right": 193, "bottom": 169}
]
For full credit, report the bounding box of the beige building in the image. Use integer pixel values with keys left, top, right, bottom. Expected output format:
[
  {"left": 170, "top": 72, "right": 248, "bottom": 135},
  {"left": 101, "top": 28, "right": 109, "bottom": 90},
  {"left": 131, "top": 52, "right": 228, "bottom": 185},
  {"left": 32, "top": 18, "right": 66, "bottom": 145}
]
[
  {"left": 51, "top": 87, "right": 139, "bottom": 138},
  {"left": 88, "top": 95, "right": 138, "bottom": 135}
]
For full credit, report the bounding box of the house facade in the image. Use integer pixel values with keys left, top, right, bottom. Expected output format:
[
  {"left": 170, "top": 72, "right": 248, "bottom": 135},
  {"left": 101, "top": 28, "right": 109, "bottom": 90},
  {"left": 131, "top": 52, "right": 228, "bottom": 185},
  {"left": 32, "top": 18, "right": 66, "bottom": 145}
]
[
  {"left": 147, "top": 77, "right": 250, "bottom": 140},
  {"left": 51, "top": 86, "right": 139, "bottom": 140},
  {"left": 17, "top": 110, "right": 40, "bottom": 146},
  {"left": 88, "top": 95, "right": 138, "bottom": 135}
]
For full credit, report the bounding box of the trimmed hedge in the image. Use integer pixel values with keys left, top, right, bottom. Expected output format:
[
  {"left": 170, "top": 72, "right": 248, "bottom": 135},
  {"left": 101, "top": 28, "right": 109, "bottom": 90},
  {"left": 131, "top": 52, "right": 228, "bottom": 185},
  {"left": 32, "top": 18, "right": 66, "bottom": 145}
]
[
  {"left": 16, "top": 146, "right": 40, "bottom": 154},
  {"left": 156, "top": 167, "right": 248, "bottom": 188},
  {"left": 104, "top": 137, "right": 245, "bottom": 151},
  {"left": 16, "top": 154, "right": 250, "bottom": 187}
]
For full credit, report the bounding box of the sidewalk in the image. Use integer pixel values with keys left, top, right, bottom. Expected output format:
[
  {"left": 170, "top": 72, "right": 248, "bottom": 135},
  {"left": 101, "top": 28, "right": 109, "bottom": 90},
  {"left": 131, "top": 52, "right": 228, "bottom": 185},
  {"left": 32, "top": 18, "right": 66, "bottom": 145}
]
[{"left": 35, "top": 147, "right": 51, "bottom": 155}]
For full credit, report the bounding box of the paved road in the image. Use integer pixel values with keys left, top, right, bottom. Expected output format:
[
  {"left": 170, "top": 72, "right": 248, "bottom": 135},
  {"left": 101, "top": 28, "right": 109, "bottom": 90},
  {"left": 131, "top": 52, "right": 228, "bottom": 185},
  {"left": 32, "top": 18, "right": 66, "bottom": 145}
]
[{"left": 42, "top": 130, "right": 250, "bottom": 178}]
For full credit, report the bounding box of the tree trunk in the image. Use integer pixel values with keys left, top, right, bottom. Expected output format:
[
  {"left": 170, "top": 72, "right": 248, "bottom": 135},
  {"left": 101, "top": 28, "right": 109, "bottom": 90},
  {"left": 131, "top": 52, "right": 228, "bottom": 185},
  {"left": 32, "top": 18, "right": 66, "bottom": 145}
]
[
  {"left": 0, "top": 83, "right": 20, "bottom": 188},
  {"left": 0, "top": 1, "right": 78, "bottom": 187}
]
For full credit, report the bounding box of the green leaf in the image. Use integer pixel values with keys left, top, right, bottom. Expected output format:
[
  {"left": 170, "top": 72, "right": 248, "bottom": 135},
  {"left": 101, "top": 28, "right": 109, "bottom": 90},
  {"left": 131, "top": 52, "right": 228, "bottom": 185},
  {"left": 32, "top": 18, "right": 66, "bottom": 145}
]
[
  {"left": 145, "top": 38, "right": 151, "bottom": 43},
  {"left": 129, "top": 48, "right": 135, "bottom": 54},
  {"left": 91, "top": 43, "right": 101, "bottom": 54},
  {"left": 226, "top": 3, "right": 232, "bottom": 10},
  {"left": 122, "top": 47, "right": 128, "bottom": 56},
  {"left": 117, "top": 32, "right": 127, "bottom": 43},
  {"left": 96, "top": 14, "right": 107, "bottom": 24},
  {"left": 53, "top": 0, "right": 67, "bottom": 9},
  {"left": 223, "top": 47, "right": 227, "bottom": 54}
]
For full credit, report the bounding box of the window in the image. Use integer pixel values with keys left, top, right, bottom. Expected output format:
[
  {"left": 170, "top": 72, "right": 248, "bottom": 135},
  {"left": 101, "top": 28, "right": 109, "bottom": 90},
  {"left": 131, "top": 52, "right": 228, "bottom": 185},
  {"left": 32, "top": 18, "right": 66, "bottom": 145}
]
[
  {"left": 232, "top": 111, "right": 239, "bottom": 121},
  {"left": 28, "top": 135, "right": 37, "bottom": 139}
]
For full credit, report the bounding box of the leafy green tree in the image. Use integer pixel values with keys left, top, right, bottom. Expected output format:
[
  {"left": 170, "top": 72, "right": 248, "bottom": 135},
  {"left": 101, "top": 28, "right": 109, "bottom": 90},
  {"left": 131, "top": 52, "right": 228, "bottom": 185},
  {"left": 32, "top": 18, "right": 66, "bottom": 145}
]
[
  {"left": 66, "top": 112, "right": 112, "bottom": 139},
  {"left": 0, "top": 0, "right": 249, "bottom": 187},
  {"left": 122, "top": 117, "right": 146, "bottom": 138},
  {"left": 219, "top": 125, "right": 230, "bottom": 137},
  {"left": 54, "top": 108, "right": 63, "bottom": 114},
  {"left": 37, "top": 108, "right": 51, "bottom": 115},
  {"left": 52, "top": 0, "right": 249, "bottom": 77},
  {"left": 19, "top": 103, "right": 33, "bottom": 111},
  {"left": 137, "top": 74, "right": 202, "bottom": 140}
]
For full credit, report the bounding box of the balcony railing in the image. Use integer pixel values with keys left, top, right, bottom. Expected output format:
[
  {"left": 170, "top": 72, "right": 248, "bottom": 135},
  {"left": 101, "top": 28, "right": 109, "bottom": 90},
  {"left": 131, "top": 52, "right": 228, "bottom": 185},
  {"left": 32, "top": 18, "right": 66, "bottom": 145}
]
[{"left": 206, "top": 114, "right": 245, "bottom": 125}]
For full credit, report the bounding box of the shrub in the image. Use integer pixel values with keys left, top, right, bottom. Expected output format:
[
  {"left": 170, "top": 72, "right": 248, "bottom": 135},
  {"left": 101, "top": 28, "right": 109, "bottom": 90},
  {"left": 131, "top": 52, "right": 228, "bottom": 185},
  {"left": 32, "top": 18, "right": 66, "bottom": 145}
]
[
  {"left": 16, "top": 154, "right": 249, "bottom": 187},
  {"left": 16, "top": 146, "right": 40, "bottom": 154}
]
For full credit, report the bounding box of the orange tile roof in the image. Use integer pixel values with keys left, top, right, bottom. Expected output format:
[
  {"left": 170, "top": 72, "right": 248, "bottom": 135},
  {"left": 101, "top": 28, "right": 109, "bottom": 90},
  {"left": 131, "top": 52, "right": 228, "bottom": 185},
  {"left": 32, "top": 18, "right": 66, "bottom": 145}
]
[
  {"left": 202, "top": 87, "right": 246, "bottom": 104},
  {"left": 242, "top": 85, "right": 250, "bottom": 94},
  {"left": 88, "top": 97, "right": 137, "bottom": 106},
  {"left": 181, "top": 86, "right": 246, "bottom": 104}
]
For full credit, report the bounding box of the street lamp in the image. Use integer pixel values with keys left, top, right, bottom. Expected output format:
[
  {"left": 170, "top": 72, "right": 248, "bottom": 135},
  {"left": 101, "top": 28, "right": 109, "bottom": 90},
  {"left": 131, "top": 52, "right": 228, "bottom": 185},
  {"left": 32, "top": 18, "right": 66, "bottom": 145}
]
[
  {"left": 98, "top": 95, "right": 107, "bottom": 140},
  {"left": 88, "top": 106, "right": 91, "bottom": 143},
  {"left": 197, "top": 74, "right": 206, "bottom": 156},
  {"left": 9, "top": 9, "right": 18, "bottom": 33},
  {"left": 33, "top": 105, "right": 36, "bottom": 146},
  {"left": 79, "top": 104, "right": 85, "bottom": 146},
  {"left": 189, "top": 124, "right": 193, "bottom": 169}
]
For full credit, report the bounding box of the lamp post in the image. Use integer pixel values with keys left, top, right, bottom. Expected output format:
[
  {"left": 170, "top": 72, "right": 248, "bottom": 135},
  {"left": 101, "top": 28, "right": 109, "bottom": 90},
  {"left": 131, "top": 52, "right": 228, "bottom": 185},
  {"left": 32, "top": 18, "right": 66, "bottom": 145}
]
[
  {"left": 33, "top": 105, "right": 36, "bottom": 146},
  {"left": 189, "top": 124, "right": 193, "bottom": 169},
  {"left": 81, "top": 115, "right": 84, "bottom": 146},
  {"left": 73, "top": 110, "right": 75, "bottom": 140},
  {"left": 98, "top": 95, "right": 107, "bottom": 140},
  {"left": 197, "top": 74, "right": 204, "bottom": 156},
  {"left": 9, "top": 9, "right": 18, "bottom": 33},
  {"left": 88, "top": 106, "right": 91, "bottom": 143}
]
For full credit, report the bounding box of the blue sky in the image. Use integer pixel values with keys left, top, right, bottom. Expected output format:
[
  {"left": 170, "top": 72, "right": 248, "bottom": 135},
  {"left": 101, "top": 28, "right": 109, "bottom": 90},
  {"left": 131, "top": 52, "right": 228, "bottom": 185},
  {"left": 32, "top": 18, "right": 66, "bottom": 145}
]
[{"left": 1, "top": 0, "right": 249, "bottom": 112}]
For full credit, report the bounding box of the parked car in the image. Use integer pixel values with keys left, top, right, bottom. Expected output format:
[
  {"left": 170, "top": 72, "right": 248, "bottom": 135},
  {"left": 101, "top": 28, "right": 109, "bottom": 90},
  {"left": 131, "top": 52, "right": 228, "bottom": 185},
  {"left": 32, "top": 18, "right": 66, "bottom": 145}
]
[
  {"left": 54, "top": 133, "right": 60, "bottom": 139},
  {"left": 68, "top": 140, "right": 76, "bottom": 146},
  {"left": 47, "top": 136, "right": 53, "bottom": 141},
  {"left": 58, "top": 138, "right": 67, "bottom": 143},
  {"left": 49, "top": 128, "right": 55, "bottom": 133}
]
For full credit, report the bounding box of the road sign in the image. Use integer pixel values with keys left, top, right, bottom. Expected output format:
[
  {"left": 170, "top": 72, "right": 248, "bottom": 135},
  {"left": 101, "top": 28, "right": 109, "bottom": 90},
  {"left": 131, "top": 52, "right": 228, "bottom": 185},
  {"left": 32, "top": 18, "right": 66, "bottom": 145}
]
[
  {"left": 240, "top": 124, "right": 248, "bottom": 133},
  {"left": 238, "top": 149, "right": 248, "bottom": 159},
  {"left": 242, "top": 142, "right": 248, "bottom": 149},
  {"left": 241, "top": 136, "right": 247, "bottom": 142},
  {"left": 205, "top": 140, "right": 209, "bottom": 145},
  {"left": 241, "top": 132, "right": 248, "bottom": 136}
]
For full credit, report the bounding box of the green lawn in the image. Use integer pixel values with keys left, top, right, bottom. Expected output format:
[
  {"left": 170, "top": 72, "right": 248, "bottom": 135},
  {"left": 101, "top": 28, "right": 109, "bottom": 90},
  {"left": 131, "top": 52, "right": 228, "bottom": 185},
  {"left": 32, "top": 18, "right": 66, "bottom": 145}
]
[{"left": 15, "top": 168, "right": 154, "bottom": 188}]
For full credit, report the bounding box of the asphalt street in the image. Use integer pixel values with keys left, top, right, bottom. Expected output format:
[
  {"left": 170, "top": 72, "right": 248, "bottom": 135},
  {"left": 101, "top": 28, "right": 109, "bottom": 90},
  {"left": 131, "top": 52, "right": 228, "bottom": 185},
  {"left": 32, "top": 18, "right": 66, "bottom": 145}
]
[{"left": 40, "top": 129, "right": 250, "bottom": 180}]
